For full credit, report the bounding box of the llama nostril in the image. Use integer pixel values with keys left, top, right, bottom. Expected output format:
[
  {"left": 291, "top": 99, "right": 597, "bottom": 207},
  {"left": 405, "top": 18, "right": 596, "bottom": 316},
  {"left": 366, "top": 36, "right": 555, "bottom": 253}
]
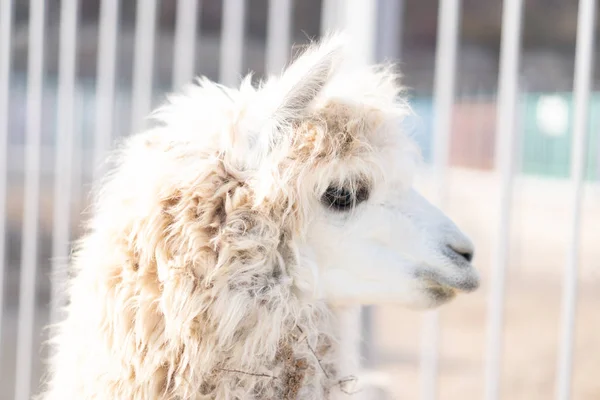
[
  {"left": 457, "top": 249, "right": 473, "bottom": 263},
  {"left": 446, "top": 244, "right": 474, "bottom": 263}
]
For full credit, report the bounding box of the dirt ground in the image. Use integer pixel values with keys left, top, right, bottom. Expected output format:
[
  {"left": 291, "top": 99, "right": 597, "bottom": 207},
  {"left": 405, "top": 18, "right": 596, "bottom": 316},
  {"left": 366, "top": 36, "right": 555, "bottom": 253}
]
[{"left": 370, "top": 278, "right": 600, "bottom": 400}]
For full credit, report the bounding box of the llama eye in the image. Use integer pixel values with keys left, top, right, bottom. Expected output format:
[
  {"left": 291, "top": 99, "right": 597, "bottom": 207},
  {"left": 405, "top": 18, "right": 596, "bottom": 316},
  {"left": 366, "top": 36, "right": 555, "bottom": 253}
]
[
  {"left": 322, "top": 187, "right": 353, "bottom": 210},
  {"left": 322, "top": 185, "right": 369, "bottom": 211}
]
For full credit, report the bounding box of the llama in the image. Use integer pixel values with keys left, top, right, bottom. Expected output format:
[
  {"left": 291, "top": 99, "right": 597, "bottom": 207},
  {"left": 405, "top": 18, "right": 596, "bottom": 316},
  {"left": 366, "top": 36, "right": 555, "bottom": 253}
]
[{"left": 38, "top": 34, "right": 479, "bottom": 399}]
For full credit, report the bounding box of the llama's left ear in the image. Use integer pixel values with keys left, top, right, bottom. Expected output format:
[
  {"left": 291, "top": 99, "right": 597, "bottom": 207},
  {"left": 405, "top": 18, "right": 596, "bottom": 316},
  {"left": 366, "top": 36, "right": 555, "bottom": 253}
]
[
  {"left": 262, "top": 33, "right": 345, "bottom": 124},
  {"left": 231, "top": 34, "right": 346, "bottom": 170}
]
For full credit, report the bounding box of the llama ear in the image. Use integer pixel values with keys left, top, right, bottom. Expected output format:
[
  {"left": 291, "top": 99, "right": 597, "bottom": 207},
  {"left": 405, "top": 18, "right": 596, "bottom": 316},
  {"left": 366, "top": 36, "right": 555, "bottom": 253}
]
[
  {"left": 229, "top": 34, "right": 345, "bottom": 171},
  {"left": 260, "top": 33, "right": 346, "bottom": 124}
]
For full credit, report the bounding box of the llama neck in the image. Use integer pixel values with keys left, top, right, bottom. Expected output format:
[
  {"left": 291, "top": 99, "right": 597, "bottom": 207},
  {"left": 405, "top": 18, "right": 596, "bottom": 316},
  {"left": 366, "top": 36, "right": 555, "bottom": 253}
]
[{"left": 200, "top": 302, "right": 360, "bottom": 399}]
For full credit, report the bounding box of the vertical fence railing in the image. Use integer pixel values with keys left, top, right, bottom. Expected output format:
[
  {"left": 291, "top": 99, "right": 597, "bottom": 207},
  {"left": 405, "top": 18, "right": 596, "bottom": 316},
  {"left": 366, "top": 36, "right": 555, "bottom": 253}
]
[
  {"left": 50, "top": 0, "right": 79, "bottom": 326},
  {"left": 14, "top": 1, "right": 46, "bottom": 399},
  {"left": 220, "top": 0, "right": 246, "bottom": 87},
  {"left": 375, "top": 0, "right": 404, "bottom": 62},
  {"left": 265, "top": 0, "right": 292, "bottom": 76},
  {"left": 93, "top": 0, "right": 120, "bottom": 179},
  {"left": 172, "top": 0, "right": 200, "bottom": 89},
  {"left": 342, "top": 0, "right": 377, "bottom": 68},
  {"left": 483, "top": 0, "right": 524, "bottom": 399},
  {"left": 555, "top": 1, "right": 597, "bottom": 399},
  {"left": 320, "top": 0, "right": 343, "bottom": 37},
  {"left": 2, "top": 1, "right": 598, "bottom": 398},
  {"left": 0, "top": 0, "right": 13, "bottom": 375},
  {"left": 420, "top": 1, "right": 462, "bottom": 399},
  {"left": 131, "top": 0, "right": 157, "bottom": 133}
]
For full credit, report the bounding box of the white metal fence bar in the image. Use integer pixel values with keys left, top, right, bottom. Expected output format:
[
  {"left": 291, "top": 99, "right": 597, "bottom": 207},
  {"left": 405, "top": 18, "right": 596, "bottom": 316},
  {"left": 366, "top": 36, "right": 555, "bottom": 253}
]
[
  {"left": 375, "top": 0, "right": 404, "bottom": 62},
  {"left": 265, "top": 0, "right": 292, "bottom": 76},
  {"left": 172, "top": 0, "right": 200, "bottom": 89},
  {"left": 342, "top": 0, "right": 376, "bottom": 68},
  {"left": 483, "top": 0, "right": 524, "bottom": 399},
  {"left": 0, "top": 0, "right": 13, "bottom": 375},
  {"left": 131, "top": 0, "right": 158, "bottom": 133},
  {"left": 93, "top": 0, "right": 120, "bottom": 178},
  {"left": 555, "top": 1, "right": 597, "bottom": 399},
  {"left": 50, "top": 0, "right": 79, "bottom": 325},
  {"left": 220, "top": 0, "right": 246, "bottom": 87},
  {"left": 320, "top": 0, "right": 343, "bottom": 36},
  {"left": 14, "top": 1, "right": 46, "bottom": 399},
  {"left": 420, "top": 1, "right": 461, "bottom": 399}
]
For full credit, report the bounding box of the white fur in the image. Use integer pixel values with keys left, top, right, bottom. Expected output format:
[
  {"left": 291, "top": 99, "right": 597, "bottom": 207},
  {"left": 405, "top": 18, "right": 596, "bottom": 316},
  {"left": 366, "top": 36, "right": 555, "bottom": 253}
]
[{"left": 38, "top": 33, "right": 479, "bottom": 400}]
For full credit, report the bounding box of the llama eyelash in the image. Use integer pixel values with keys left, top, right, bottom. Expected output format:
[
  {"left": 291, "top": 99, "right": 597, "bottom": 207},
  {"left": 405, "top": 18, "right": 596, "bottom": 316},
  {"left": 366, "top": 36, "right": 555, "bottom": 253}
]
[{"left": 321, "top": 184, "right": 370, "bottom": 211}]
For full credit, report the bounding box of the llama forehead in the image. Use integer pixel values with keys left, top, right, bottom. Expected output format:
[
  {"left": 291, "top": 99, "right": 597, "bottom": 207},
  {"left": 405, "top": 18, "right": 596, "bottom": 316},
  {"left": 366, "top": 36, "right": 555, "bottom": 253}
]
[
  {"left": 286, "top": 97, "right": 415, "bottom": 189},
  {"left": 295, "top": 99, "right": 393, "bottom": 155},
  {"left": 289, "top": 69, "right": 410, "bottom": 163}
]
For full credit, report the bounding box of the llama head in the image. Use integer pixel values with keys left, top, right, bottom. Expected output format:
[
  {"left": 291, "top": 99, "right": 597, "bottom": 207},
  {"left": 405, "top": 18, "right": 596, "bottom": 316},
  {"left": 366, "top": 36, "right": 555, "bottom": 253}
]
[{"left": 157, "top": 34, "right": 479, "bottom": 310}]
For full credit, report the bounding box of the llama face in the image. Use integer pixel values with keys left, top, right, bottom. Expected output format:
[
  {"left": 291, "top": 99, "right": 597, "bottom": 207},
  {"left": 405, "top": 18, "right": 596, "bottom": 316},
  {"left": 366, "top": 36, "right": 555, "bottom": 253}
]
[
  {"left": 304, "top": 183, "right": 478, "bottom": 308},
  {"left": 224, "top": 34, "right": 479, "bottom": 308},
  {"left": 294, "top": 97, "right": 479, "bottom": 309}
]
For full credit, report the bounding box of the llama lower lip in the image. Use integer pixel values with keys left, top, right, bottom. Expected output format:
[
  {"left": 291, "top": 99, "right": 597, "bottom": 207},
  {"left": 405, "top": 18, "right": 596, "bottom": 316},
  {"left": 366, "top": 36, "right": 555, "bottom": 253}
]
[
  {"left": 418, "top": 268, "right": 480, "bottom": 293},
  {"left": 425, "top": 285, "right": 457, "bottom": 302},
  {"left": 438, "top": 276, "right": 479, "bottom": 293}
]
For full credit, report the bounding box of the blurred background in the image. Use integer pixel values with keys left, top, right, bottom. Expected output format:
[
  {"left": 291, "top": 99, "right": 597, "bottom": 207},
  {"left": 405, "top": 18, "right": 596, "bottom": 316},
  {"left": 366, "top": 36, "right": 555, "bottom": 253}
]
[{"left": 0, "top": 0, "right": 599, "bottom": 399}]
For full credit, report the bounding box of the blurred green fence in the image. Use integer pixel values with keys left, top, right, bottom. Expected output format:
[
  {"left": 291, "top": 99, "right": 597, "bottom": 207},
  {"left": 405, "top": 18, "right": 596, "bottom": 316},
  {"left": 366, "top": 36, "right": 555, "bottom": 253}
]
[
  {"left": 521, "top": 92, "right": 600, "bottom": 181},
  {"left": 405, "top": 92, "right": 600, "bottom": 181}
]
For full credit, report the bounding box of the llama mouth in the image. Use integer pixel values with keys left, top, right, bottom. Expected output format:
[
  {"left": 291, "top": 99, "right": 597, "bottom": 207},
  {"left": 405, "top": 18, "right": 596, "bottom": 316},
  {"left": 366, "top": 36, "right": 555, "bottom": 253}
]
[
  {"left": 424, "top": 284, "right": 457, "bottom": 302},
  {"left": 417, "top": 268, "right": 480, "bottom": 294}
]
